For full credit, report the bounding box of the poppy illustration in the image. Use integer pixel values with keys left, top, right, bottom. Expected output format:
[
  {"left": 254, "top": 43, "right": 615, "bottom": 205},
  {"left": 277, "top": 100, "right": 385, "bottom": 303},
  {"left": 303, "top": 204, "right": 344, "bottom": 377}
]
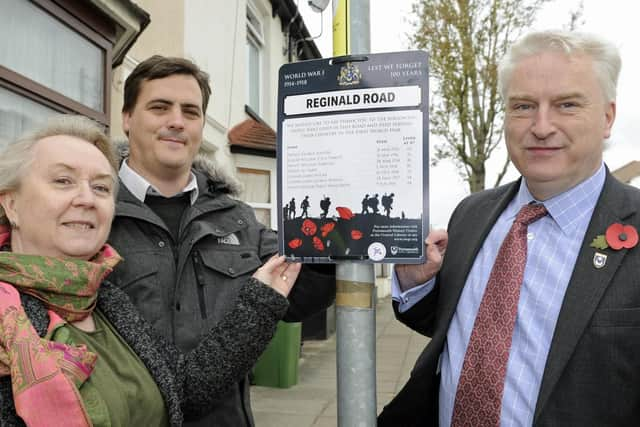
[
  {"left": 351, "top": 230, "right": 363, "bottom": 240},
  {"left": 321, "top": 222, "right": 336, "bottom": 237},
  {"left": 312, "top": 236, "right": 325, "bottom": 251},
  {"left": 288, "top": 238, "right": 303, "bottom": 249},
  {"left": 605, "top": 223, "right": 639, "bottom": 250},
  {"left": 336, "top": 206, "right": 355, "bottom": 220},
  {"left": 301, "top": 219, "right": 318, "bottom": 236}
]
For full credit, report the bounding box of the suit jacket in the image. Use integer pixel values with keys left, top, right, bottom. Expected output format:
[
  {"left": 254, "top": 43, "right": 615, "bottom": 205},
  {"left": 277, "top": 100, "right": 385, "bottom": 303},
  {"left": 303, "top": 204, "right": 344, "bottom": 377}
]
[{"left": 379, "top": 172, "right": 640, "bottom": 426}]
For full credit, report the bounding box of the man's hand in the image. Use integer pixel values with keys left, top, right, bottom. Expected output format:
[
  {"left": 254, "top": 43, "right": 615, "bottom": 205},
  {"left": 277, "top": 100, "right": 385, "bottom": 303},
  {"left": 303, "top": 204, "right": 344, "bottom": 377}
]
[
  {"left": 252, "top": 255, "right": 302, "bottom": 297},
  {"left": 395, "top": 229, "right": 448, "bottom": 292}
]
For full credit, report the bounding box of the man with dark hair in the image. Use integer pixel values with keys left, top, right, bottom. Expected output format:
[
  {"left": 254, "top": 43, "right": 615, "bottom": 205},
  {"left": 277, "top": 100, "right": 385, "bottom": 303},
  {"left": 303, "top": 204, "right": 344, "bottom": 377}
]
[
  {"left": 108, "top": 55, "right": 335, "bottom": 427},
  {"left": 122, "top": 55, "right": 212, "bottom": 116}
]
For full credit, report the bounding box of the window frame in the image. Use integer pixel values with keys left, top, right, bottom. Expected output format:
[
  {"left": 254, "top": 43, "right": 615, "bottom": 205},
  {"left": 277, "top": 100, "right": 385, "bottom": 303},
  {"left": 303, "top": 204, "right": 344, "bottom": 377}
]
[
  {"left": 245, "top": 0, "right": 265, "bottom": 116},
  {"left": 235, "top": 155, "right": 277, "bottom": 230},
  {"left": 0, "top": 0, "right": 114, "bottom": 127}
]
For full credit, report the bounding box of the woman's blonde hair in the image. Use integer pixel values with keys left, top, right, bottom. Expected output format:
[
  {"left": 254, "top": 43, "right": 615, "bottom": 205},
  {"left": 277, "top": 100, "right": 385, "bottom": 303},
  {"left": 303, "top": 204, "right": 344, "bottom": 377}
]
[{"left": 0, "top": 114, "right": 118, "bottom": 225}]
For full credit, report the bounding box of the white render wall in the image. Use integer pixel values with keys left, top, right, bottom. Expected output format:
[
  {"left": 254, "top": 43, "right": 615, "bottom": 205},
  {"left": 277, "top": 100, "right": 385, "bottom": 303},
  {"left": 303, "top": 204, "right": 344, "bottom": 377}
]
[
  {"left": 185, "top": 0, "right": 243, "bottom": 152},
  {"left": 184, "top": 0, "right": 290, "bottom": 147}
]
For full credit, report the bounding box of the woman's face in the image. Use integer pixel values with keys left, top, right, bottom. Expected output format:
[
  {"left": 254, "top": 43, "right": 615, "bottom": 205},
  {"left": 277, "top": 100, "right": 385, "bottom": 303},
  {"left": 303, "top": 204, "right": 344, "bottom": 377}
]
[{"left": 0, "top": 135, "right": 115, "bottom": 260}]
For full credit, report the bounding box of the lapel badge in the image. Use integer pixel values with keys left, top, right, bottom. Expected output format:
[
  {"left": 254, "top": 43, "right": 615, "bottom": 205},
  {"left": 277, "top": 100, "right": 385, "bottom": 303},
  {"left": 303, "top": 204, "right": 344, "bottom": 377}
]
[{"left": 593, "top": 252, "right": 608, "bottom": 269}]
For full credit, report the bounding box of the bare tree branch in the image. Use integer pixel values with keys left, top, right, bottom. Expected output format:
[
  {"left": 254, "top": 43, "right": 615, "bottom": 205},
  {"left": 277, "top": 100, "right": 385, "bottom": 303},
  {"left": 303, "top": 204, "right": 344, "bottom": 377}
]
[{"left": 412, "top": 0, "right": 550, "bottom": 192}]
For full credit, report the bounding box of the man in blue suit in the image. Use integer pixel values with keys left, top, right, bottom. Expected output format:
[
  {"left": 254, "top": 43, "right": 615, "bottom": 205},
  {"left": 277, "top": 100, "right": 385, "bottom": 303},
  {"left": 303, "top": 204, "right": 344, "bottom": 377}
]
[{"left": 379, "top": 30, "right": 640, "bottom": 426}]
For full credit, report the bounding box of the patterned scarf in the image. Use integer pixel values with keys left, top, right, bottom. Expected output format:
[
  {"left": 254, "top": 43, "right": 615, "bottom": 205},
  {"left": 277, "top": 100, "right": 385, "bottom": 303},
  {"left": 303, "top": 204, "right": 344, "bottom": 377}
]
[{"left": 0, "top": 226, "right": 122, "bottom": 426}]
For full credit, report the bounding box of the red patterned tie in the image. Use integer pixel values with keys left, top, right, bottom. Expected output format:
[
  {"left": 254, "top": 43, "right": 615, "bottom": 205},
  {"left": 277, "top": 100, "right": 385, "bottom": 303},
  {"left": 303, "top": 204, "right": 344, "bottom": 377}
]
[{"left": 451, "top": 203, "right": 548, "bottom": 427}]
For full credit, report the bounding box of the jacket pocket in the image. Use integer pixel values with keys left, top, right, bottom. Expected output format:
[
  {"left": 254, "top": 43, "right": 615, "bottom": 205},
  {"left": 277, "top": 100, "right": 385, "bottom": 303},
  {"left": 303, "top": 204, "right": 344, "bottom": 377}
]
[
  {"left": 117, "top": 266, "right": 158, "bottom": 291},
  {"left": 193, "top": 249, "right": 262, "bottom": 321},
  {"left": 111, "top": 259, "right": 165, "bottom": 326},
  {"left": 198, "top": 249, "right": 262, "bottom": 278},
  {"left": 590, "top": 307, "right": 640, "bottom": 327}
]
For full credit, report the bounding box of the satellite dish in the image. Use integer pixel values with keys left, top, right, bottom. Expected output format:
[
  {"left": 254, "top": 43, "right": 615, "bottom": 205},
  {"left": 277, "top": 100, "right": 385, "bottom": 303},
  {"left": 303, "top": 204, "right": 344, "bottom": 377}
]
[{"left": 308, "top": 0, "right": 330, "bottom": 13}]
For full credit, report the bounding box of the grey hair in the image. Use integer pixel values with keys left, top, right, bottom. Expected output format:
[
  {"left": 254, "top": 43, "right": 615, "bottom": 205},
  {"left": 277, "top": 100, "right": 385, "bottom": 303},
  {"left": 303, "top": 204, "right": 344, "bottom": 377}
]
[
  {"left": 0, "top": 114, "right": 118, "bottom": 225},
  {"left": 498, "top": 30, "right": 621, "bottom": 102}
]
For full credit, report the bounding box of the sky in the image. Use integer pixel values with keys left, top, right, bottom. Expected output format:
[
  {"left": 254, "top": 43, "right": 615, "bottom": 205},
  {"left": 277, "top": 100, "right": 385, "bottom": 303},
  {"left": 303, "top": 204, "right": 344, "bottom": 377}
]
[{"left": 298, "top": 0, "right": 640, "bottom": 228}]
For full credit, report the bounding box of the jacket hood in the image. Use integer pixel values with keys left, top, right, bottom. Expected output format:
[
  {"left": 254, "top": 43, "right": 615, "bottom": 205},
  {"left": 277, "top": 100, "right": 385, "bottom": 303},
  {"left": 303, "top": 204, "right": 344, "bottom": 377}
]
[{"left": 114, "top": 139, "right": 243, "bottom": 196}]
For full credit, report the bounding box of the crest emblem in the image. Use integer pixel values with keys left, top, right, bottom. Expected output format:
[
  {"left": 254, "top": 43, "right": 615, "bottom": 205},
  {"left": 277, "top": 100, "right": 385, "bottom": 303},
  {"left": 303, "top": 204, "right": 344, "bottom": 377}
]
[
  {"left": 337, "top": 62, "right": 362, "bottom": 86},
  {"left": 593, "top": 252, "right": 607, "bottom": 269},
  {"left": 390, "top": 246, "right": 399, "bottom": 255}
]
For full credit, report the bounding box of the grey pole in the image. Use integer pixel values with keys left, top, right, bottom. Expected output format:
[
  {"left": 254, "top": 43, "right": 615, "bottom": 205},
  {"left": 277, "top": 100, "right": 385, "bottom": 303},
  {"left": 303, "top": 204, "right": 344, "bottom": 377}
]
[
  {"left": 332, "top": 1, "right": 374, "bottom": 425},
  {"left": 336, "top": 263, "right": 376, "bottom": 426},
  {"left": 348, "top": 0, "right": 370, "bottom": 54}
]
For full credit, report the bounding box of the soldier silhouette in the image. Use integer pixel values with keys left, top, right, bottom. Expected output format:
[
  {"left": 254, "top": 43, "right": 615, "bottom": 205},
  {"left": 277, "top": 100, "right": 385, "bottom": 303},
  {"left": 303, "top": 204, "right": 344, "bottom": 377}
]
[
  {"left": 283, "top": 204, "right": 289, "bottom": 221},
  {"left": 320, "top": 196, "right": 331, "bottom": 219},
  {"left": 368, "top": 193, "right": 380, "bottom": 214},
  {"left": 361, "top": 194, "right": 370, "bottom": 214},
  {"left": 381, "top": 192, "right": 395, "bottom": 217},
  {"left": 288, "top": 197, "right": 296, "bottom": 219},
  {"left": 300, "top": 195, "right": 310, "bottom": 218}
]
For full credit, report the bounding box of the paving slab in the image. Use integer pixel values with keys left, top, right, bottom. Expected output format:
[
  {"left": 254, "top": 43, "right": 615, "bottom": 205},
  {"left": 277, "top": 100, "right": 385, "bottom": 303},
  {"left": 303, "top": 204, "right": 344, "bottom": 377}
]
[{"left": 250, "top": 296, "right": 428, "bottom": 426}]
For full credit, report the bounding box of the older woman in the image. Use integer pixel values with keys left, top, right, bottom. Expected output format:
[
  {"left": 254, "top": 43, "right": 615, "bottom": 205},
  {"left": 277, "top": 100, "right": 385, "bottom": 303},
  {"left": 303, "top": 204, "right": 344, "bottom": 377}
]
[{"left": 0, "top": 115, "right": 300, "bottom": 427}]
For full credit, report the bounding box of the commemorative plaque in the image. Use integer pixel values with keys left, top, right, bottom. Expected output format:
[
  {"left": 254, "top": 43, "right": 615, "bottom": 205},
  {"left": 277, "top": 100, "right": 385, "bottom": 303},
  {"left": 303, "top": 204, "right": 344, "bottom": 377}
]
[{"left": 277, "top": 51, "right": 429, "bottom": 263}]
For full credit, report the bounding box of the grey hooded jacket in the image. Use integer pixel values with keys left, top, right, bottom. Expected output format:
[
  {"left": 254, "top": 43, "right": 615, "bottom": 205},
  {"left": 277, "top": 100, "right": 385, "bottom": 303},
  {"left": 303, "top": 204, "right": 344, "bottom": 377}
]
[
  {"left": 108, "top": 147, "right": 336, "bottom": 426},
  {"left": 0, "top": 278, "right": 288, "bottom": 426}
]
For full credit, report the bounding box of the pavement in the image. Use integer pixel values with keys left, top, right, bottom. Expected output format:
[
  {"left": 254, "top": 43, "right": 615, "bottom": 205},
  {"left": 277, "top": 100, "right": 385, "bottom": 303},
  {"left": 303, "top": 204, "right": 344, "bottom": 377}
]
[{"left": 250, "top": 296, "right": 431, "bottom": 427}]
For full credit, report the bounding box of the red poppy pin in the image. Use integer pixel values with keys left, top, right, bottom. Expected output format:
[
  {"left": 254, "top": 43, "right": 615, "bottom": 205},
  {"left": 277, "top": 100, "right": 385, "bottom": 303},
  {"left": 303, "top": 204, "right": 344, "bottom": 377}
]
[{"left": 590, "top": 223, "right": 639, "bottom": 251}]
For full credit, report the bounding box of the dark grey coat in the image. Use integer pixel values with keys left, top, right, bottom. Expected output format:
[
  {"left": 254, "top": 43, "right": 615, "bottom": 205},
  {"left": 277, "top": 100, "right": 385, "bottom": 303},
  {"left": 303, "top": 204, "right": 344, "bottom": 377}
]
[
  {"left": 109, "top": 148, "right": 335, "bottom": 426},
  {"left": 0, "top": 278, "right": 288, "bottom": 427}
]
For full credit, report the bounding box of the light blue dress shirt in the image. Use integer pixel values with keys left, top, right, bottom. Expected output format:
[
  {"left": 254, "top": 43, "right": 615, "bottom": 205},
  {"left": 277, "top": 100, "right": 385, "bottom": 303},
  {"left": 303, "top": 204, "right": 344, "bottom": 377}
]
[{"left": 392, "top": 164, "right": 605, "bottom": 426}]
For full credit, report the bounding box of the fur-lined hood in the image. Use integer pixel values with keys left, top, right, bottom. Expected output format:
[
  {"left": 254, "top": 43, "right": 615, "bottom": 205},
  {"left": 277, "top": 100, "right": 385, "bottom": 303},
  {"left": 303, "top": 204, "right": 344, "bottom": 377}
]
[{"left": 114, "top": 139, "right": 243, "bottom": 196}]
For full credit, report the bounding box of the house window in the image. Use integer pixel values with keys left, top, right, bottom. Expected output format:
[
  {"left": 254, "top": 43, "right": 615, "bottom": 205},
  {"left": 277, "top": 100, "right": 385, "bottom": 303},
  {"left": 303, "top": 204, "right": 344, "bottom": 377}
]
[
  {"left": 237, "top": 167, "right": 273, "bottom": 228},
  {"left": 246, "top": 1, "right": 264, "bottom": 115},
  {"left": 0, "top": 0, "right": 112, "bottom": 147},
  {"left": 0, "top": 86, "right": 58, "bottom": 145}
]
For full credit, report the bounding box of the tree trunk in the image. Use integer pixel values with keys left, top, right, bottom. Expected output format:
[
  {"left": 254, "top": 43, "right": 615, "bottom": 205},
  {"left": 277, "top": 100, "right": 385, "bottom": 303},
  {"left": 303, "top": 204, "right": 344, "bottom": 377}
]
[{"left": 469, "top": 169, "right": 485, "bottom": 193}]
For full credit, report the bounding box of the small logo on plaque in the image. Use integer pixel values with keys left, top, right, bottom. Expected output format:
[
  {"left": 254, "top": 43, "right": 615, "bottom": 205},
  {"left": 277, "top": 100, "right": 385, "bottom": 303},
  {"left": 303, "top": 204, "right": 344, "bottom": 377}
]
[
  {"left": 367, "top": 242, "right": 386, "bottom": 261},
  {"left": 338, "top": 62, "right": 362, "bottom": 86}
]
